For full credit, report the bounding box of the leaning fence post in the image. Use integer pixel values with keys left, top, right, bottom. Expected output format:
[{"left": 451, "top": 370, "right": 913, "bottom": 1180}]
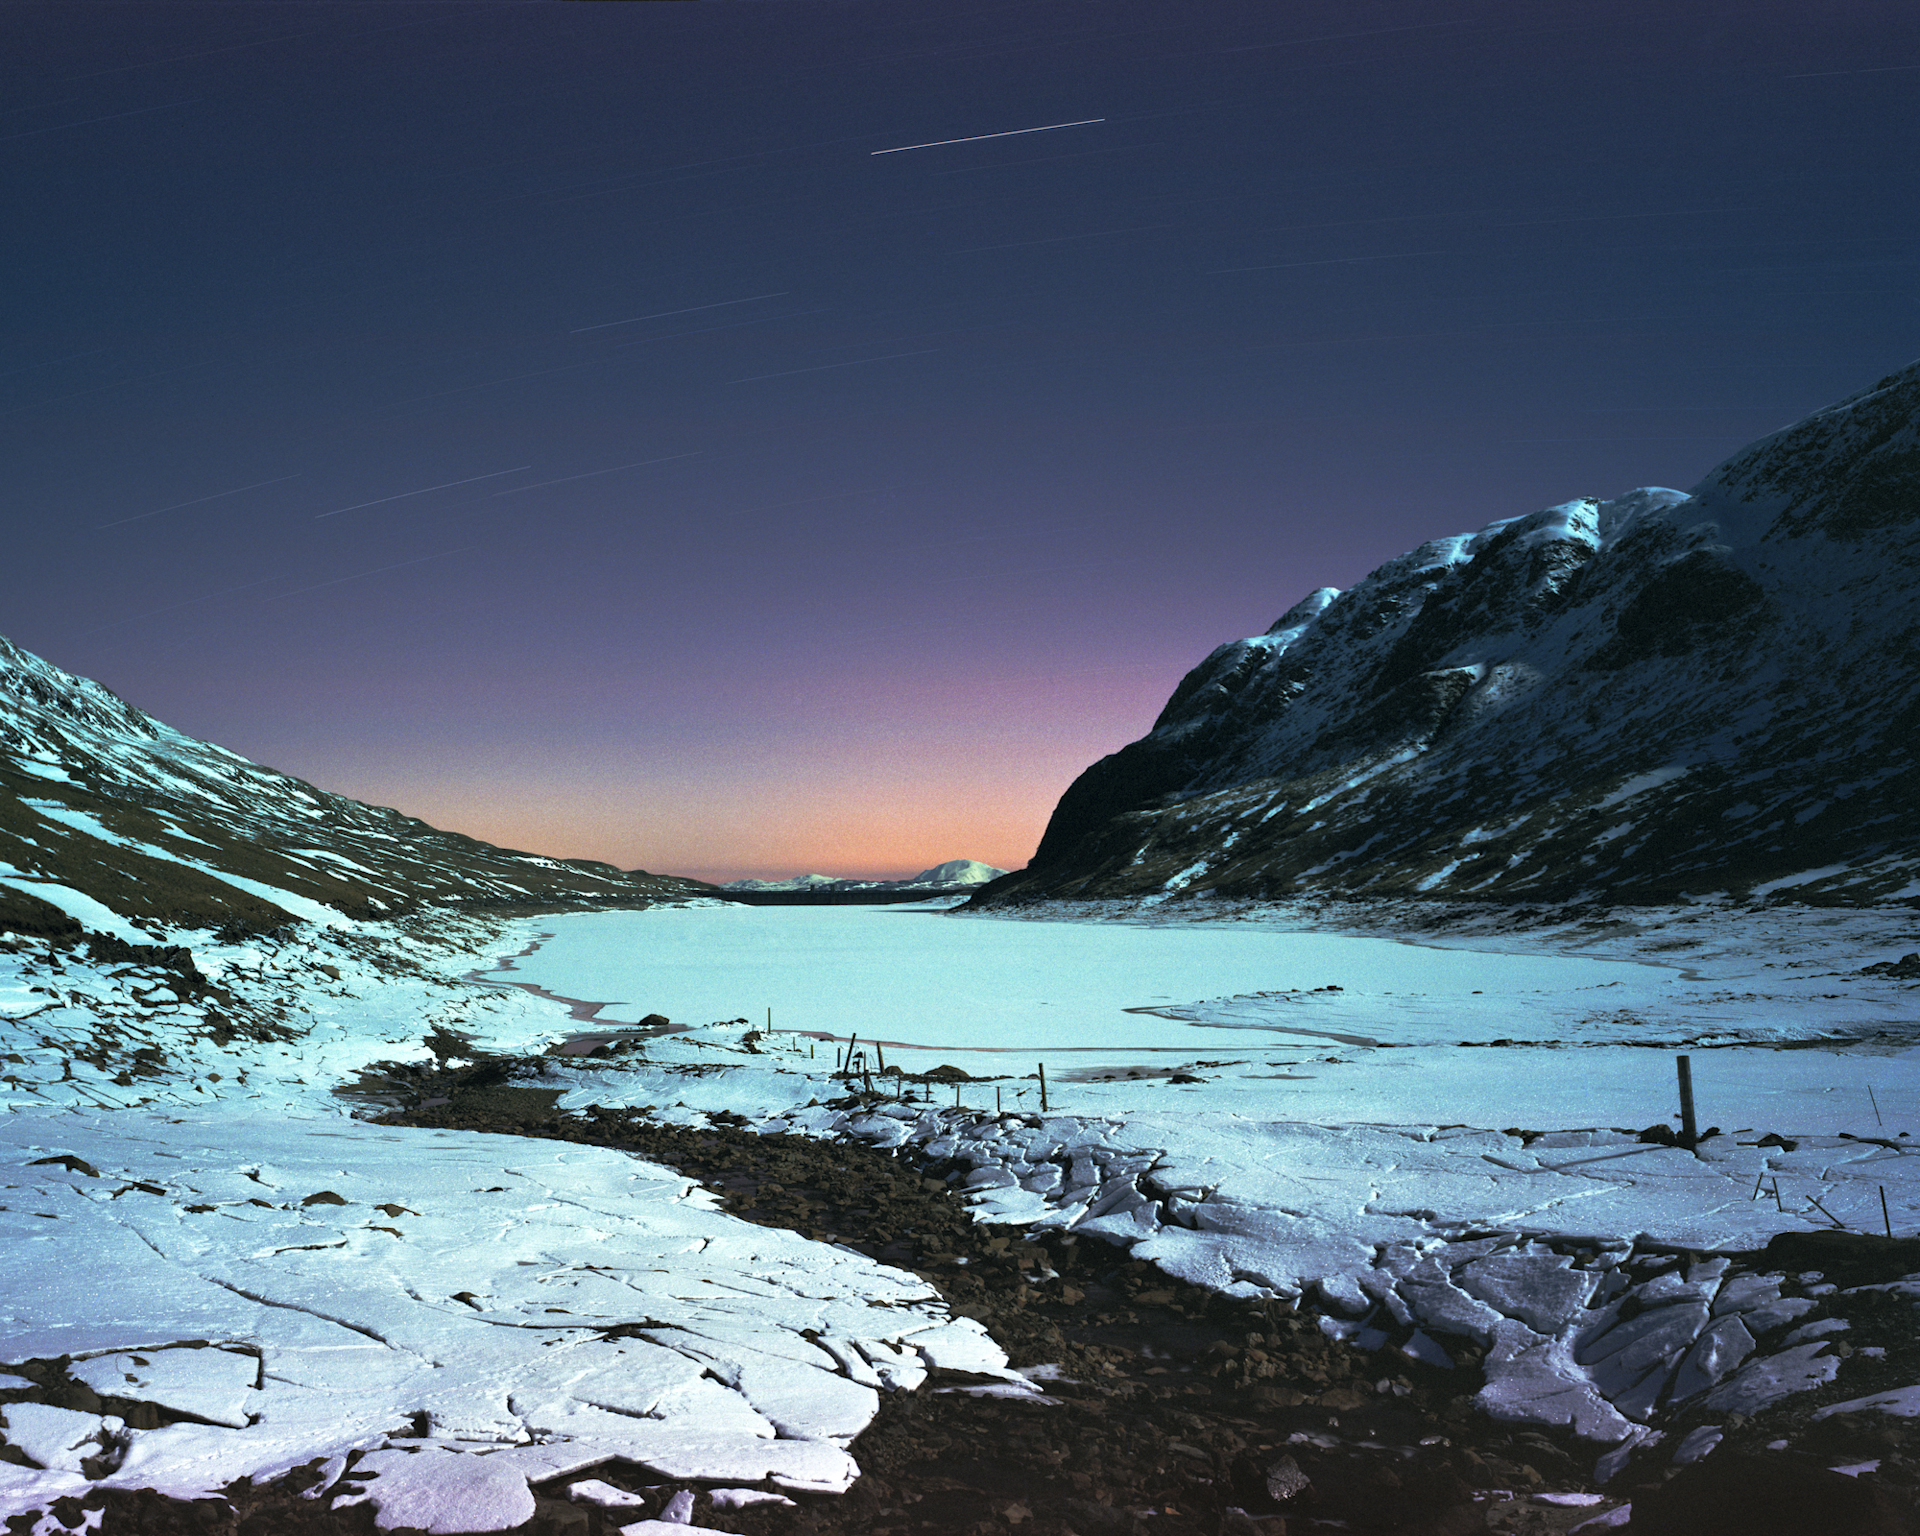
[
  {"left": 1039, "top": 1062, "right": 1048, "bottom": 1113},
  {"left": 1677, "top": 1054, "right": 1698, "bottom": 1150}
]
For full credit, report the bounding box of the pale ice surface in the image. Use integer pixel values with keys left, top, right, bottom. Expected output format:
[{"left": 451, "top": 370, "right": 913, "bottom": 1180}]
[
  {"left": 1, "top": 896, "right": 1915, "bottom": 1528},
  {"left": 0, "top": 1108, "right": 1018, "bottom": 1526},
  {"left": 527, "top": 900, "right": 1644, "bottom": 1052},
  {"left": 514, "top": 901, "right": 1919, "bottom": 1143}
]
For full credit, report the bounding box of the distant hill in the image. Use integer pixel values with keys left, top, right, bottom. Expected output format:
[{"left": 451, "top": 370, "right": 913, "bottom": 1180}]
[
  {"left": 722, "top": 860, "right": 1006, "bottom": 894},
  {"left": 0, "top": 634, "right": 714, "bottom": 940},
  {"left": 975, "top": 359, "right": 1920, "bottom": 909},
  {"left": 904, "top": 859, "right": 1005, "bottom": 887},
  {"left": 719, "top": 874, "right": 851, "bottom": 893}
]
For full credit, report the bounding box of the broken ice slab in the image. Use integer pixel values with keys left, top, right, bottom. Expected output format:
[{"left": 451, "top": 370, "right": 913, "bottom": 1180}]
[
  {"left": 1671, "top": 1425, "right": 1723, "bottom": 1464},
  {"left": 1474, "top": 1319, "right": 1635, "bottom": 1443},
  {"left": 1400, "top": 1329, "right": 1455, "bottom": 1370},
  {"left": 0, "top": 1403, "right": 121, "bottom": 1473},
  {"left": 1666, "top": 1314, "right": 1758, "bottom": 1404},
  {"left": 1700, "top": 1342, "right": 1843, "bottom": 1415},
  {"left": 68, "top": 1346, "right": 258, "bottom": 1428},
  {"left": 1810, "top": 1384, "right": 1920, "bottom": 1422},
  {"left": 567, "top": 1480, "right": 646, "bottom": 1508},
  {"left": 334, "top": 1445, "right": 536, "bottom": 1534},
  {"left": 710, "top": 1487, "right": 796, "bottom": 1509},
  {"left": 1455, "top": 1251, "right": 1600, "bottom": 1334},
  {"left": 0, "top": 1109, "right": 1004, "bottom": 1529}
]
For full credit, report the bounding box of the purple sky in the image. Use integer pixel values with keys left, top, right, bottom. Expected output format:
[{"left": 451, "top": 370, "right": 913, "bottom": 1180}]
[{"left": 5, "top": 1, "right": 1916, "bottom": 883}]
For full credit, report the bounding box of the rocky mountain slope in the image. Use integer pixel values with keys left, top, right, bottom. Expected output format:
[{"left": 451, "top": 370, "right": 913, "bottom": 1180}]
[
  {"left": 0, "top": 634, "right": 713, "bottom": 940},
  {"left": 977, "top": 359, "right": 1920, "bottom": 908}
]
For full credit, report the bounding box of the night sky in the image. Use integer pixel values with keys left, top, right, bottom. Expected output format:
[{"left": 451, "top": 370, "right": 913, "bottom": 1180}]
[{"left": 5, "top": 2, "right": 1916, "bottom": 883}]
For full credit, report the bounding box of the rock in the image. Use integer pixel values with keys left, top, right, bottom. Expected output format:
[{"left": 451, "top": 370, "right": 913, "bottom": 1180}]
[
  {"left": 27, "top": 1154, "right": 100, "bottom": 1177},
  {"left": 1761, "top": 1230, "right": 1920, "bottom": 1288},
  {"left": 1860, "top": 951, "right": 1920, "bottom": 979},
  {"left": 1222, "top": 1509, "right": 1290, "bottom": 1536},
  {"left": 1264, "top": 1453, "right": 1311, "bottom": 1502},
  {"left": 1624, "top": 1451, "right": 1907, "bottom": 1535}
]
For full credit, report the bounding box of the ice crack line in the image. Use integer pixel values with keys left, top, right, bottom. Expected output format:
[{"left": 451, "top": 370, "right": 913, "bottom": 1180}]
[{"left": 198, "top": 1275, "right": 435, "bottom": 1361}]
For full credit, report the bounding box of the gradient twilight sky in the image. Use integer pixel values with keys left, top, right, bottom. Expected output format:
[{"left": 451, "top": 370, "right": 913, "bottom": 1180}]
[{"left": 4, "top": 1, "right": 1917, "bottom": 884}]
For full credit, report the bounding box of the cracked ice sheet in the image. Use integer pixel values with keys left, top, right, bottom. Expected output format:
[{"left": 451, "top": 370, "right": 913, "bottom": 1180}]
[
  {"left": 510, "top": 902, "right": 1920, "bottom": 1057},
  {"left": 537, "top": 1022, "right": 1920, "bottom": 1292},
  {"left": 948, "top": 1116, "right": 1906, "bottom": 1298},
  {"left": 509, "top": 907, "right": 1919, "bottom": 1262},
  {"left": 511, "top": 906, "right": 1920, "bottom": 1143},
  {"left": 508, "top": 903, "right": 1645, "bottom": 1050},
  {"left": 0, "top": 1111, "right": 1013, "bottom": 1530}
]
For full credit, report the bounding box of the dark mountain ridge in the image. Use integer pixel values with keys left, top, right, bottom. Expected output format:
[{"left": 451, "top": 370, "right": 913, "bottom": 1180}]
[
  {"left": 0, "top": 634, "right": 713, "bottom": 940},
  {"left": 976, "top": 359, "right": 1920, "bottom": 909}
]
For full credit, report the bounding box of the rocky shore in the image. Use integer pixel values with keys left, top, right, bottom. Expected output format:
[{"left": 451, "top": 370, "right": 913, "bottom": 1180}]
[{"left": 338, "top": 1065, "right": 1917, "bottom": 1536}]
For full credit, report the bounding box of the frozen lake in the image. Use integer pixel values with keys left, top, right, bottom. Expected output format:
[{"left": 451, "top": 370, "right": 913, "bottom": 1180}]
[
  {"left": 500, "top": 902, "right": 1919, "bottom": 1139},
  {"left": 507, "top": 901, "right": 1641, "bottom": 1051}
]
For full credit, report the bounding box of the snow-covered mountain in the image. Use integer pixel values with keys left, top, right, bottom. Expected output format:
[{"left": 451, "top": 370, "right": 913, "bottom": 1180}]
[
  {"left": 905, "top": 858, "right": 1005, "bottom": 887},
  {"left": 0, "top": 634, "right": 713, "bottom": 940},
  {"left": 721, "top": 860, "right": 1006, "bottom": 894},
  {"left": 978, "top": 359, "right": 1920, "bottom": 908}
]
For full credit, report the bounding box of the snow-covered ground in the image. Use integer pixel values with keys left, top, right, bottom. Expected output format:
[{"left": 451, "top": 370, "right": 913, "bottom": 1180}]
[
  {"left": 0, "top": 910, "right": 1020, "bottom": 1532},
  {"left": 0, "top": 1110, "right": 1009, "bottom": 1525},
  {"left": 1, "top": 897, "right": 1916, "bottom": 1530}
]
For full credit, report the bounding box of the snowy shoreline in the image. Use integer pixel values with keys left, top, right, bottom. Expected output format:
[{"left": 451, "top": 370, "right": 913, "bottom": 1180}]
[
  {"left": 0, "top": 908, "right": 1034, "bottom": 1534},
  {"left": 461, "top": 903, "right": 1917, "bottom": 1473},
  {"left": 2, "top": 896, "right": 1916, "bottom": 1532}
]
